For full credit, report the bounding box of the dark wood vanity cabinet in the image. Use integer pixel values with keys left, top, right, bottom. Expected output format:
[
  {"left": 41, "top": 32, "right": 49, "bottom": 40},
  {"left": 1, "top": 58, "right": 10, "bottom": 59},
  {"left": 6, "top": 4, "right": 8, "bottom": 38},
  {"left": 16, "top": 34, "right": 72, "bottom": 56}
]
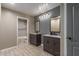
[
  {"left": 29, "top": 33, "right": 41, "bottom": 46},
  {"left": 43, "top": 35, "right": 60, "bottom": 56},
  {"left": 54, "top": 38, "right": 60, "bottom": 56}
]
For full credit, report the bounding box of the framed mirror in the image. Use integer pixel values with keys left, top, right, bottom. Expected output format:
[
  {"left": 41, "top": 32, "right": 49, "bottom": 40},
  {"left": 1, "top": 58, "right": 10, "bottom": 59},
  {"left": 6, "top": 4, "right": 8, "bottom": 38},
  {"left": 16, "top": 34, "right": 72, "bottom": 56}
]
[
  {"left": 50, "top": 16, "right": 60, "bottom": 35},
  {"left": 36, "top": 21, "right": 40, "bottom": 33}
]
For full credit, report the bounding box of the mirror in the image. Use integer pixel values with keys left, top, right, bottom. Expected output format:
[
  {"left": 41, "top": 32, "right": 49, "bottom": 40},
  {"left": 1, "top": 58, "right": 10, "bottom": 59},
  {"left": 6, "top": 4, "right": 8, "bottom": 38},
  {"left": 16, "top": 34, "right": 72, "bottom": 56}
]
[
  {"left": 36, "top": 21, "right": 40, "bottom": 33},
  {"left": 50, "top": 16, "right": 60, "bottom": 35}
]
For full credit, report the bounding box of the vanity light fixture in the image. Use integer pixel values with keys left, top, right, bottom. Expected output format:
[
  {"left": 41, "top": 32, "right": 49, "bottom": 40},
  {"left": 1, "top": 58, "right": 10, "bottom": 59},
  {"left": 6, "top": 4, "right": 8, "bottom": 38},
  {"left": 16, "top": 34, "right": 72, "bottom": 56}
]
[{"left": 39, "top": 13, "right": 52, "bottom": 20}]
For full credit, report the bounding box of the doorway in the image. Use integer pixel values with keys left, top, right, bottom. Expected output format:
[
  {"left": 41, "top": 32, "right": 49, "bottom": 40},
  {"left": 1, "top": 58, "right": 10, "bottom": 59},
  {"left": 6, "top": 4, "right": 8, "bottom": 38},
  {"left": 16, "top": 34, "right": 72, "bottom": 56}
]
[{"left": 17, "top": 16, "right": 28, "bottom": 46}]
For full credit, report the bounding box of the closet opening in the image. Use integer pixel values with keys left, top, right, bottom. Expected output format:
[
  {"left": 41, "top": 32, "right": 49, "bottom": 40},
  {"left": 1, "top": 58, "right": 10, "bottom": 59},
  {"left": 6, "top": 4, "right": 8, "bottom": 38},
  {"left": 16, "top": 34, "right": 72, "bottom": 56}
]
[{"left": 17, "top": 16, "right": 29, "bottom": 46}]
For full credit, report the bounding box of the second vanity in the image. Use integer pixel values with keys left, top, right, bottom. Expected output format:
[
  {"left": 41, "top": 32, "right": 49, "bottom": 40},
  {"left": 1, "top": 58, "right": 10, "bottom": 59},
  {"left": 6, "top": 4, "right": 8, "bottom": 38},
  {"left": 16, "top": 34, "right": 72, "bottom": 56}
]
[
  {"left": 29, "top": 33, "right": 41, "bottom": 46},
  {"left": 43, "top": 34, "right": 61, "bottom": 56}
]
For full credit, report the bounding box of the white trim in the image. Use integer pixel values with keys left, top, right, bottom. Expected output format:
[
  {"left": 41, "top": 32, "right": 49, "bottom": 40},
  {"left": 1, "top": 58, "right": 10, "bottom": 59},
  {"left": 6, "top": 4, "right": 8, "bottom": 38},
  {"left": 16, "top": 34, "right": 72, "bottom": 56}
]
[
  {"left": 16, "top": 16, "right": 29, "bottom": 46},
  {"left": 18, "top": 36, "right": 27, "bottom": 39},
  {"left": 64, "top": 3, "right": 67, "bottom": 56},
  {"left": 60, "top": 4, "right": 67, "bottom": 56}
]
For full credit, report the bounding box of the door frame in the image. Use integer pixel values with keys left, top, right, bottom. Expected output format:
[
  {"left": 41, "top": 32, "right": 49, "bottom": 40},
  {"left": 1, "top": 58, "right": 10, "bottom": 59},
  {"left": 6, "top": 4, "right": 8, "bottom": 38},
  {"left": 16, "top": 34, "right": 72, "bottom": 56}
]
[
  {"left": 17, "top": 16, "right": 29, "bottom": 46},
  {"left": 60, "top": 4, "right": 67, "bottom": 56}
]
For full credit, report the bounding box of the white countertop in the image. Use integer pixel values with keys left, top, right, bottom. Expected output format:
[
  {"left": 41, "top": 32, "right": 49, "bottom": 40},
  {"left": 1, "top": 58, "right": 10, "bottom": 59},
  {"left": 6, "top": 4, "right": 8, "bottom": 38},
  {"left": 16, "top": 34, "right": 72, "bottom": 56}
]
[
  {"left": 30, "top": 33, "right": 41, "bottom": 35},
  {"left": 43, "top": 34, "right": 61, "bottom": 38}
]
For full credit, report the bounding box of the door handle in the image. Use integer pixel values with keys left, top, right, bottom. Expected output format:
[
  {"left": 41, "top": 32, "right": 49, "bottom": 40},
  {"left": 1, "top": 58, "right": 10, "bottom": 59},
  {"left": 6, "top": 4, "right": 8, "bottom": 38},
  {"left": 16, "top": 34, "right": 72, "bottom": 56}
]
[{"left": 67, "top": 37, "right": 72, "bottom": 40}]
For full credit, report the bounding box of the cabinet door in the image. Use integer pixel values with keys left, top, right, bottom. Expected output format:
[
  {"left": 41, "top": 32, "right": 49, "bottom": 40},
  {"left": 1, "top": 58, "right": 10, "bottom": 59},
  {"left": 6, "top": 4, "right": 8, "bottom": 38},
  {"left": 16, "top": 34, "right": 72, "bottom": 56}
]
[
  {"left": 43, "top": 36, "right": 49, "bottom": 51},
  {"left": 37, "top": 35, "right": 41, "bottom": 44},
  {"left": 48, "top": 37, "right": 55, "bottom": 55},
  {"left": 30, "top": 34, "right": 36, "bottom": 44},
  {"left": 43, "top": 36, "right": 54, "bottom": 55},
  {"left": 54, "top": 38, "right": 60, "bottom": 56}
]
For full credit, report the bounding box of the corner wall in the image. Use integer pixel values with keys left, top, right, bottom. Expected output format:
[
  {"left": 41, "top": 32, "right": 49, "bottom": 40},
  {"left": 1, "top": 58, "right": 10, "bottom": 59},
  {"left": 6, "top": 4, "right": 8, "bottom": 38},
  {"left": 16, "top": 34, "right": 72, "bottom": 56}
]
[{"left": 0, "top": 7, "right": 35, "bottom": 50}]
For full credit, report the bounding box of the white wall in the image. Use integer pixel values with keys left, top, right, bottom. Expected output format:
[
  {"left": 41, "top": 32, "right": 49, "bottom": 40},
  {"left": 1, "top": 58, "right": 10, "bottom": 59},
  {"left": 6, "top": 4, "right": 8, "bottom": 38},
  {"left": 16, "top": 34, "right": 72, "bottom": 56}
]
[{"left": 0, "top": 7, "right": 35, "bottom": 50}]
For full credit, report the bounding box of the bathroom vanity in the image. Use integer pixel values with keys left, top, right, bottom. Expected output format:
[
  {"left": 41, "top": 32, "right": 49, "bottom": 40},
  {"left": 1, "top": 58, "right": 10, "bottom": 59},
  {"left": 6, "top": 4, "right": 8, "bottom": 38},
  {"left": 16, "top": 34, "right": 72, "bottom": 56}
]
[
  {"left": 29, "top": 33, "right": 41, "bottom": 46},
  {"left": 43, "top": 34, "right": 60, "bottom": 56}
]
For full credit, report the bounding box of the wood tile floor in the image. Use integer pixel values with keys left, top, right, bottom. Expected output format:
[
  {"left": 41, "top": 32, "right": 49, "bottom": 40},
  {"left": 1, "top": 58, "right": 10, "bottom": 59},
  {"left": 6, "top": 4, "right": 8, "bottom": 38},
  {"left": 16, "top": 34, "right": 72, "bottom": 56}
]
[{"left": 0, "top": 42, "right": 52, "bottom": 56}]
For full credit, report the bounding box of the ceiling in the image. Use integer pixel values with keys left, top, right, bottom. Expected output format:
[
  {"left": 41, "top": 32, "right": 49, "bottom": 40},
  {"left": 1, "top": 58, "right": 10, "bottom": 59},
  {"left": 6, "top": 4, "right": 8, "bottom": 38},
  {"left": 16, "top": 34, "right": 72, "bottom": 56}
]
[{"left": 1, "top": 3, "right": 60, "bottom": 16}]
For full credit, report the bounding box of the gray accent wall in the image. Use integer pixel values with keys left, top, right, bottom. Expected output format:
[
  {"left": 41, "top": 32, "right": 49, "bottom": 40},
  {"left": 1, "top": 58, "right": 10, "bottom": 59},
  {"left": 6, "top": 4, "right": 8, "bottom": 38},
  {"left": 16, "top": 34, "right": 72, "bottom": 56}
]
[
  {"left": 34, "top": 6, "right": 60, "bottom": 35},
  {"left": 40, "top": 18, "right": 50, "bottom": 34}
]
